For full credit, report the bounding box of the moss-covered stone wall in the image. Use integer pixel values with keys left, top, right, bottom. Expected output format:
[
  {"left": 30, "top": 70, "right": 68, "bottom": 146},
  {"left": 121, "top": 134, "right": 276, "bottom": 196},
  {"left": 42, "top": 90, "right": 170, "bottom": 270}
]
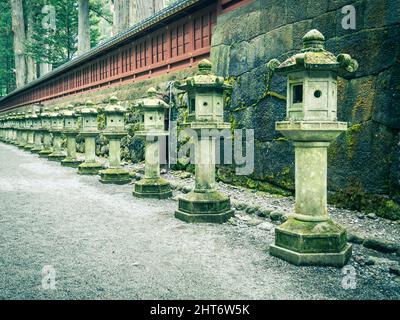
[{"left": 211, "top": 0, "right": 400, "bottom": 219}]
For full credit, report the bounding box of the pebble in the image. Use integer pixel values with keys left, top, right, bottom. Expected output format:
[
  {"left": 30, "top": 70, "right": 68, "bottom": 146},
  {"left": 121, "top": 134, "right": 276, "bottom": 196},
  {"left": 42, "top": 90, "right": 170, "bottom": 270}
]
[
  {"left": 257, "top": 221, "right": 274, "bottom": 231},
  {"left": 182, "top": 186, "right": 192, "bottom": 194},
  {"left": 367, "top": 213, "right": 378, "bottom": 220}
]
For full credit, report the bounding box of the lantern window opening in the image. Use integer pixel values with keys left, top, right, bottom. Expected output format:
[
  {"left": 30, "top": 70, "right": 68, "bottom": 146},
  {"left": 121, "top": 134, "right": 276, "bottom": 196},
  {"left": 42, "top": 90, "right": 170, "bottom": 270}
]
[{"left": 292, "top": 84, "right": 303, "bottom": 104}]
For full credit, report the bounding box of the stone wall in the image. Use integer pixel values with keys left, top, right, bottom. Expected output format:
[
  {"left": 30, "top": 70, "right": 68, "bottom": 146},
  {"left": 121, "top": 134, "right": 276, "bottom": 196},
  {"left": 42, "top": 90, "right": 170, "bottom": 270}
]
[{"left": 211, "top": 0, "right": 400, "bottom": 218}]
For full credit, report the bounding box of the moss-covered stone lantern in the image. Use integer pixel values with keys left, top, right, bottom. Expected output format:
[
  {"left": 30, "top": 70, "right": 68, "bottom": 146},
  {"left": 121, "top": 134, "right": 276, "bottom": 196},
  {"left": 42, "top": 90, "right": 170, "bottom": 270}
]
[
  {"left": 60, "top": 105, "right": 83, "bottom": 168},
  {"left": 267, "top": 29, "right": 358, "bottom": 267},
  {"left": 30, "top": 106, "right": 43, "bottom": 154},
  {"left": 48, "top": 107, "right": 66, "bottom": 161},
  {"left": 9, "top": 113, "right": 18, "bottom": 145},
  {"left": 38, "top": 108, "right": 53, "bottom": 158},
  {"left": 99, "top": 96, "right": 130, "bottom": 184},
  {"left": 174, "top": 59, "right": 233, "bottom": 223},
  {"left": 78, "top": 101, "right": 103, "bottom": 175},
  {"left": 133, "top": 88, "right": 172, "bottom": 198},
  {"left": 0, "top": 115, "right": 5, "bottom": 142},
  {"left": 22, "top": 111, "right": 35, "bottom": 151},
  {"left": 17, "top": 112, "right": 27, "bottom": 149}
]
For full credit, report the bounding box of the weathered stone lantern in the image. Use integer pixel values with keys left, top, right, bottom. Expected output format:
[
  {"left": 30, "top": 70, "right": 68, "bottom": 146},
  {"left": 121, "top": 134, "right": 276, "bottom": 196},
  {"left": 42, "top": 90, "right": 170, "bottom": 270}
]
[
  {"left": 0, "top": 115, "right": 5, "bottom": 142},
  {"left": 99, "top": 97, "right": 130, "bottom": 184},
  {"left": 23, "top": 111, "right": 35, "bottom": 151},
  {"left": 267, "top": 29, "right": 358, "bottom": 266},
  {"left": 10, "top": 113, "right": 18, "bottom": 144},
  {"left": 30, "top": 107, "right": 43, "bottom": 153},
  {"left": 133, "top": 88, "right": 172, "bottom": 198},
  {"left": 38, "top": 108, "right": 53, "bottom": 158},
  {"left": 48, "top": 107, "right": 66, "bottom": 161},
  {"left": 78, "top": 101, "right": 103, "bottom": 175},
  {"left": 61, "top": 105, "right": 83, "bottom": 168},
  {"left": 174, "top": 59, "right": 233, "bottom": 223},
  {"left": 17, "top": 112, "right": 27, "bottom": 149}
]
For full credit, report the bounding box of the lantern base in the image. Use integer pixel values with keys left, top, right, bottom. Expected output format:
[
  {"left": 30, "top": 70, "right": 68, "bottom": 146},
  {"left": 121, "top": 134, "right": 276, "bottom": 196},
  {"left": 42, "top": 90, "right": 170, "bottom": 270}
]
[
  {"left": 175, "top": 190, "right": 233, "bottom": 223},
  {"left": 23, "top": 144, "right": 34, "bottom": 151},
  {"left": 61, "top": 157, "right": 84, "bottom": 168},
  {"left": 17, "top": 143, "right": 27, "bottom": 149},
  {"left": 133, "top": 177, "right": 172, "bottom": 199},
  {"left": 48, "top": 152, "right": 66, "bottom": 162},
  {"left": 38, "top": 149, "right": 53, "bottom": 158},
  {"left": 270, "top": 217, "right": 352, "bottom": 267},
  {"left": 99, "top": 168, "right": 131, "bottom": 185},
  {"left": 78, "top": 161, "right": 103, "bottom": 175},
  {"left": 30, "top": 146, "right": 43, "bottom": 154}
]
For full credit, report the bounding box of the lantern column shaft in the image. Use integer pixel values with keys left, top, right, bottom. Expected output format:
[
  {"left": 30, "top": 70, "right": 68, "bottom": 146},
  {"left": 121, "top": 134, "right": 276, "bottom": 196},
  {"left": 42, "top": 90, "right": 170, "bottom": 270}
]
[
  {"left": 67, "top": 136, "right": 77, "bottom": 159},
  {"left": 109, "top": 139, "right": 121, "bottom": 168},
  {"left": 85, "top": 136, "right": 96, "bottom": 162},
  {"left": 294, "top": 142, "right": 329, "bottom": 221},
  {"left": 144, "top": 138, "right": 160, "bottom": 179},
  {"left": 194, "top": 136, "right": 216, "bottom": 191}
]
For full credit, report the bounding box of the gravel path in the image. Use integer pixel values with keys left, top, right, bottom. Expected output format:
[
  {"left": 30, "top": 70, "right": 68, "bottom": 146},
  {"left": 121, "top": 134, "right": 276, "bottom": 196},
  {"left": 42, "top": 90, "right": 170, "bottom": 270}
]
[{"left": 0, "top": 143, "right": 399, "bottom": 300}]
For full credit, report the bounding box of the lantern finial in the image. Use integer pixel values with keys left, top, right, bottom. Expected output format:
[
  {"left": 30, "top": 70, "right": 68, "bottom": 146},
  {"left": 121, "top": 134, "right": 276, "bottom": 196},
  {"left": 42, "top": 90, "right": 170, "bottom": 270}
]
[
  {"left": 147, "top": 87, "right": 157, "bottom": 97},
  {"left": 302, "top": 29, "right": 325, "bottom": 50},
  {"left": 198, "top": 59, "right": 212, "bottom": 74}
]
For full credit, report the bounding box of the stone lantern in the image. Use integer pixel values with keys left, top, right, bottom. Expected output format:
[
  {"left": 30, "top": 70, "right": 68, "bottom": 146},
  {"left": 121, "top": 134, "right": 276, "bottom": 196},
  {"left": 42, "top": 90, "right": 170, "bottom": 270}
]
[
  {"left": 267, "top": 29, "right": 358, "bottom": 266},
  {"left": 78, "top": 101, "right": 103, "bottom": 175},
  {"left": 174, "top": 59, "right": 233, "bottom": 223},
  {"left": 8, "top": 113, "right": 17, "bottom": 145},
  {"left": 38, "top": 108, "right": 54, "bottom": 158},
  {"left": 61, "top": 105, "right": 83, "bottom": 168},
  {"left": 0, "top": 116, "right": 5, "bottom": 142},
  {"left": 23, "top": 111, "right": 35, "bottom": 151},
  {"left": 133, "top": 88, "right": 172, "bottom": 198},
  {"left": 99, "top": 97, "right": 130, "bottom": 184},
  {"left": 17, "top": 112, "right": 27, "bottom": 149},
  {"left": 30, "top": 107, "right": 43, "bottom": 153},
  {"left": 48, "top": 107, "right": 66, "bottom": 161}
]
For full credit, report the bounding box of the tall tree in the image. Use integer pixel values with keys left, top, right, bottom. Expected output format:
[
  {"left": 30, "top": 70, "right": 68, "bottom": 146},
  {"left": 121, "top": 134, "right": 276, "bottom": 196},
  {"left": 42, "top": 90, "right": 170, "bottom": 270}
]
[
  {"left": 78, "top": 0, "right": 90, "bottom": 55},
  {"left": 0, "top": 0, "right": 15, "bottom": 95},
  {"left": 10, "top": 0, "right": 26, "bottom": 88},
  {"left": 112, "top": 0, "right": 130, "bottom": 35},
  {"left": 25, "top": 0, "right": 37, "bottom": 82}
]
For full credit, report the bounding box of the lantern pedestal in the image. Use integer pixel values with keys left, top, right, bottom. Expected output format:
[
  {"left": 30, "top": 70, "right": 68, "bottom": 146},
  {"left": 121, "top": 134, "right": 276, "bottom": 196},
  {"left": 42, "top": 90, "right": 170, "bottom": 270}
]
[
  {"left": 39, "top": 132, "right": 53, "bottom": 158},
  {"left": 61, "top": 131, "right": 83, "bottom": 168},
  {"left": 48, "top": 132, "right": 66, "bottom": 162},
  {"left": 31, "top": 130, "right": 44, "bottom": 154},
  {"left": 24, "top": 131, "right": 35, "bottom": 150},
  {"left": 17, "top": 131, "right": 28, "bottom": 149},
  {"left": 133, "top": 132, "right": 172, "bottom": 198},
  {"left": 270, "top": 122, "right": 351, "bottom": 267},
  {"left": 175, "top": 133, "right": 233, "bottom": 223},
  {"left": 99, "top": 132, "right": 130, "bottom": 184},
  {"left": 78, "top": 133, "right": 102, "bottom": 175}
]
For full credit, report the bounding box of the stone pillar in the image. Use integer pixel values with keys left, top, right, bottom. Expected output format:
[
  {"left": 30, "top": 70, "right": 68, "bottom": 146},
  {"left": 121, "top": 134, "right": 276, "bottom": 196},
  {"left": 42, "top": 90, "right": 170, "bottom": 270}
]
[
  {"left": 61, "top": 106, "right": 83, "bottom": 168},
  {"left": 48, "top": 107, "right": 66, "bottom": 162},
  {"left": 174, "top": 60, "right": 233, "bottom": 223},
  {"left": 133, "top": 88, "right": 172, "bottom": 198},
  {"left": 78, "top": 102, "right": 103, "bottom": 175},
  {"left": 31, "top": 128, "right": 44, "bottom": 154},
  {"left": 267, "top": 29, "right": 359, "bottom": 267},
  {"left": 99, "top": 97, "right": 130, "bottom": 184},
  {"left": 39, "top": 131, "right": 53, "bottom": 158}
]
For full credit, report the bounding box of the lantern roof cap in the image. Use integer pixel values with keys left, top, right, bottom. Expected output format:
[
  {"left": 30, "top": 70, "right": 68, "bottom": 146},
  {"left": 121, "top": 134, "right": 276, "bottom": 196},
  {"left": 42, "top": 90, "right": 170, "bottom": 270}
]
[
  {"left": 135, "top": 87, "right": 169, "bottom": 109},
  {"left": 50, "top": 106, "right": 61, "bottom": 117},
  {"left": 105, "top": 96, "right": 126, "bottom": 113},
  {"left": 40, "top": 107, "right": 51, "bottom": 118},
  {"left": 177, "top": 59, "right": 231, "bottom": 90},
  {"left": 267, "top": 29, "right": 358, "bottom": 74},
  {"left": 81, "top": 100, "right": 98, "bottom": 115},
  {"left": 62, "top": 104, "right": 76, "bottom": 117}
]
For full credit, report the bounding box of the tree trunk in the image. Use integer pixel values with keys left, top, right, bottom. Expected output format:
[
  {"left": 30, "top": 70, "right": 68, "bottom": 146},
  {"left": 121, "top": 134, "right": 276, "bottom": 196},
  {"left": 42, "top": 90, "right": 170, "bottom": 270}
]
[
  {"left": 10, "top": 0, "right": 26, "bottom": 88},
  {"left": 136, "top": 0, "right": 165, "bottom": 21},
  {"left": 113, "top": 0, "right": 130, "bottom": 35},
  {"left": 26, "top": 0, "right": 37, "bottom": 82},
  {"left": 78, "top": 0, "right": 91, "bottom": 56}
]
